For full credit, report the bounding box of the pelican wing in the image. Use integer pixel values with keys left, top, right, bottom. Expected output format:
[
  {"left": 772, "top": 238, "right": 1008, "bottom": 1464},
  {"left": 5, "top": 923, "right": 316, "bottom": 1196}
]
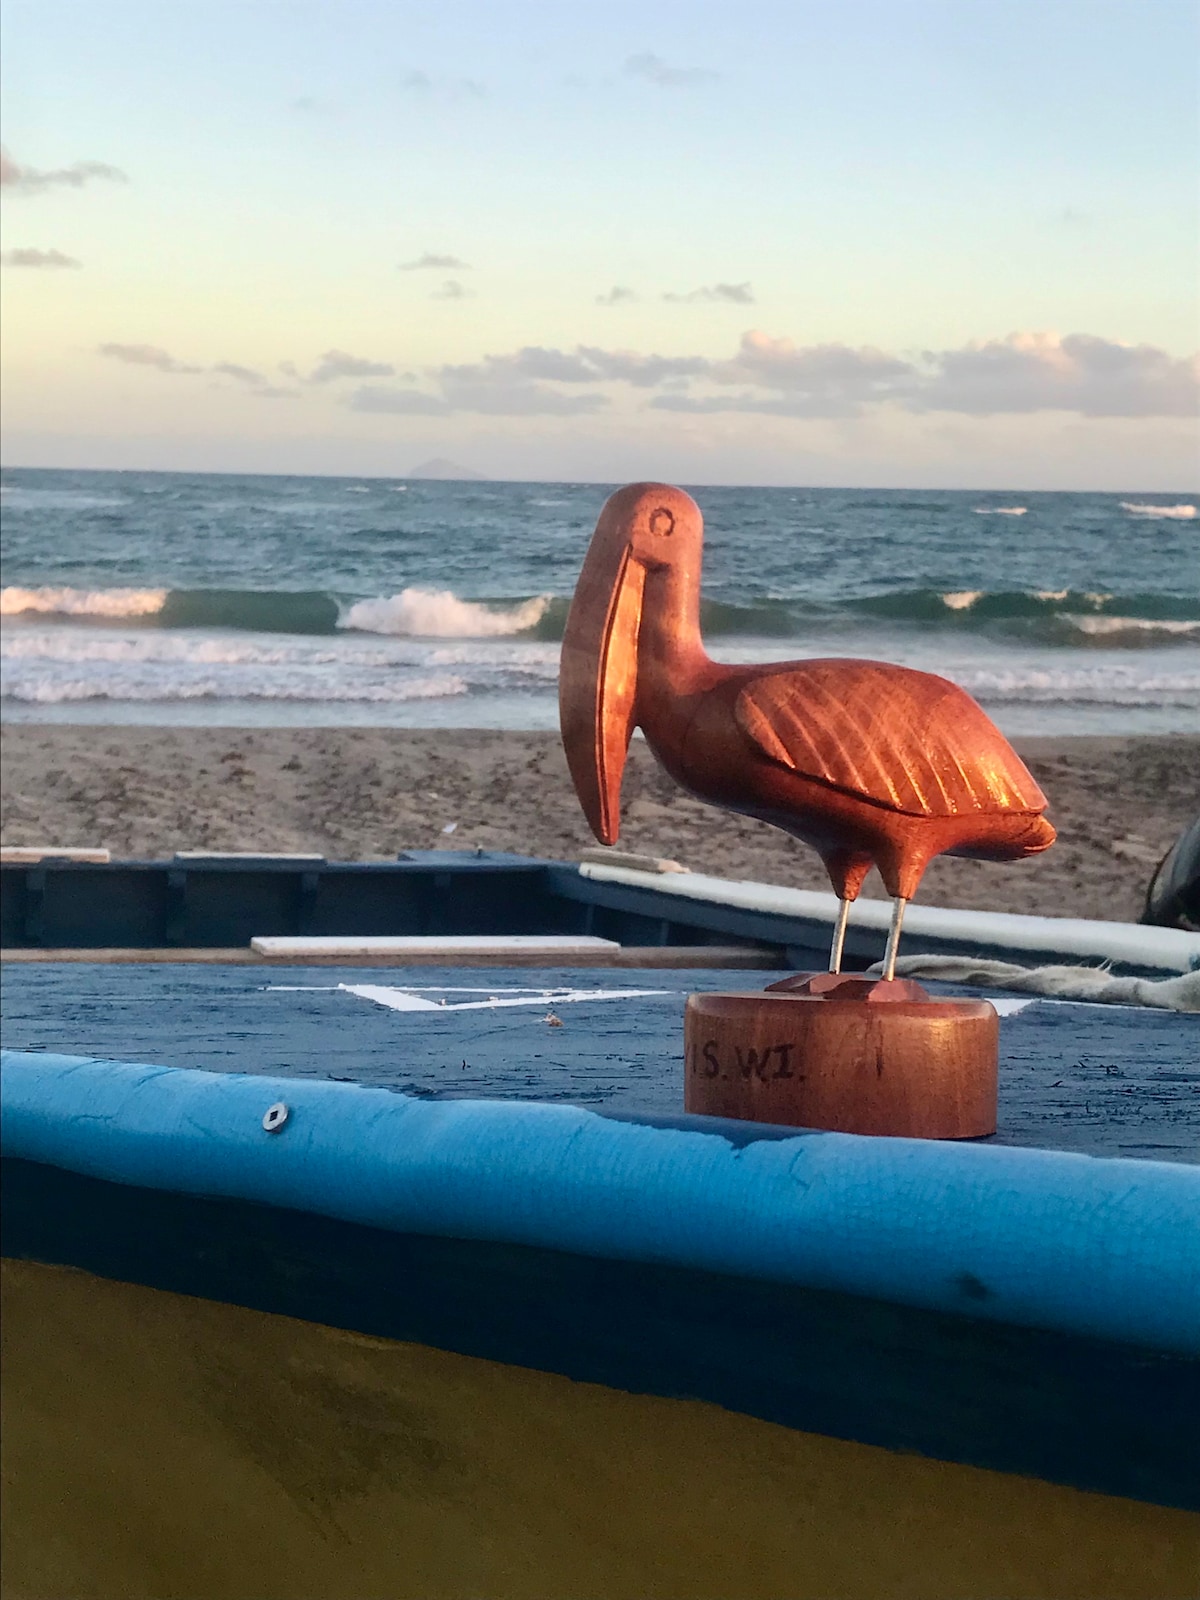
[{"left": 735, "top": 660, "right": 1047, "bottom": 817}]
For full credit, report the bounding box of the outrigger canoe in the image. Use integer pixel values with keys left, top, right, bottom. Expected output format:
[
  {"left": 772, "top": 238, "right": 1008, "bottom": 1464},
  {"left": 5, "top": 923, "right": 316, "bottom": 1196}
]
[{"left": 2, "top": 851, "right": 1198, "bottom": 1599}]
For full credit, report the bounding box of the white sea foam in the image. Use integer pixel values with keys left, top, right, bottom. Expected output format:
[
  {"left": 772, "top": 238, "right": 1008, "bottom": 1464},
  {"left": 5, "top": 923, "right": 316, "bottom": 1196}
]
[
  {"left": 1033, "top": 589, "right": 1070, "bottom": 602},
  {"left": 4, "top": 674, "right": 469, "bottom": 705},
  {"left": 0, "top": 487, "right": 128, "bottom": 510},
  {"left": 342, "top": 588, "right": 551, "bottom": 637},
  {"left": 0, "top": 627, "right": 560, "bottom": 672},
  {"left": 1, "top": 585, "right": 168, "bottom": 618},
  {"left": 1068, "top": 615, "right": 1200, "bottom": 638},
  {"left": 0, "top": 623, "right": 554, "bottom": 706},
  {"left": 3, "top": 620, "right": 1195, "bottom": 727},
  {"left": 941, "top": 591, "right": 984, "bottom": 611},
  {"left": 1120, "top": 502, "right": 1198, "bottom": 519},
  {"left": 718, "top": 638, "right": 1200, "bottom": 707},
  {"left": 973, "top": 506, "right": 1028, "bottom": 516},
  {"left": 949, "top": 665, "right": 1200, "bottom": 703}
]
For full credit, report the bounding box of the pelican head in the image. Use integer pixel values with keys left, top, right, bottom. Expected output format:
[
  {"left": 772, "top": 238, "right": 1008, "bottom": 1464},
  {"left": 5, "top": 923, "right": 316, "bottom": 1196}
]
[{"left": 558, "top": 483, "right": 702, "bottom": 844}]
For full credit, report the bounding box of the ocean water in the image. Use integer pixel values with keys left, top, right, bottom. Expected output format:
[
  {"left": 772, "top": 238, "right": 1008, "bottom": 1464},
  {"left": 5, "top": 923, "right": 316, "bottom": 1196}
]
[{"left": 1, "top": 467, "right": 1197, "bottom": 735}]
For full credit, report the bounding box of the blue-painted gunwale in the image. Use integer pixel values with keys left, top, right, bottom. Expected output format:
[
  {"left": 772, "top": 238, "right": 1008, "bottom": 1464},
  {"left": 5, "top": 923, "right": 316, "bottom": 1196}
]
[
  {"left": 3, "top": 1048, "right": 1199, "bottom": 1510},
  {"left": 2, "top": 961, "right": 1196, "bottom": 1160}
]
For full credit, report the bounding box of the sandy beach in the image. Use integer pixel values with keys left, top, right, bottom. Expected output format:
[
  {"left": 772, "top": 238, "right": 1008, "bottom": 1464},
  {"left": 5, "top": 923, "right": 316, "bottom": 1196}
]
[{"left": 2, "top": 726, "right": 1195, "bottom": 922}]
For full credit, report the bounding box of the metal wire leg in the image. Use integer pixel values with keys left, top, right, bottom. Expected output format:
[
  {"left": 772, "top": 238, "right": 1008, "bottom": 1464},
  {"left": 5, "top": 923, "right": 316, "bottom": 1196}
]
[
  {"left": 828, "top": 898, "right": 850, "bottom": 973},
  {"left": 881, "top": 897, "right": 908, "bottom": 981}
]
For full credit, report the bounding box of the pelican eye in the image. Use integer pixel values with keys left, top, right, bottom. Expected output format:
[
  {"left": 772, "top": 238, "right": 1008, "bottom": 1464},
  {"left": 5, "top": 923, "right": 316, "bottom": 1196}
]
[{"left": 649, "top": 508, "right": 675, "bottom": 538}]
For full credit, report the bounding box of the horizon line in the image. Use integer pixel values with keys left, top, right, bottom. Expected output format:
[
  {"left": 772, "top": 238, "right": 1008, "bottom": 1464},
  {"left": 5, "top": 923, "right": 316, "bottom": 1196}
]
[{"left": 2, "top": 463, "right": 1197, "bottom": 497}]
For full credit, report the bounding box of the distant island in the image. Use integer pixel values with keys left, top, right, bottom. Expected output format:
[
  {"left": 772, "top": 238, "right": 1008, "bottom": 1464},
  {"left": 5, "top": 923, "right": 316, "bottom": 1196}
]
[{"left": 405, "top": 457, "right": 485, "bottom": 481}]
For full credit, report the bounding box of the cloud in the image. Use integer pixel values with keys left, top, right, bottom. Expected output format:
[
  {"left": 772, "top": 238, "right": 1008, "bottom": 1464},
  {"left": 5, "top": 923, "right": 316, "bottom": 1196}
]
[
  {"left": 211, "top": 362, "right": 301, "bottom": 397},
  {"left": 347, "top": 348, "right": 618, "bottom": 415},
  {"left": 419, "top": 329, "right": 1194, "bottom": 420},
  {"left": 576, "top": 346, "right": 710, "bottom": 387},
  {"left": 433, "top": 344, "right": 706, "bottom": 393},
  {"left": 596, "top": 286, "right": 637, "bottom": 305},
  {"left": 348, "top": 386, "right": 452, "bottom": 415},
  {"left": 432, "top": 279, "right": 472, "bottom": 299},
  {"left": 212, "top": 361, "right": 267, "bottom": 385},
  {"left": 96, "top": 327, "right": 1196, "bottom": 424},
  {"left": 646, "top": 331, "right": 913, "bottom": 418},
  {"left": 649, "top": 391, "right": 880, "bottom": 419},
  {"left": 1, "top": 246, "right": 81, "bottom": 268},
  {"left": 915, "top": 332, "right": 1199, "bottom": 418},
  {"left": 99, "top": 342, "right": 202, "bottom": 374},
  {"left": 399, "top": 70, "right": 485, "bottom": 98},
  {"left": 100, "top": 345, "right": 302, "bottom": 396},
  {"left": 714, "top": 330, "right": 913, "bottom": 401},
  {"left": 664, "top": 282, "right": 755, "bottom": 305},
  {"left": 308, "top": 348, "right": 396, "bottom": 383},
  {"left": 1, "top": 147, "right": 127, "bottom": 195},
  {"left": 641, "top": 329, "right": 1195, "bottom": 419},
  {"left": 400, "top": 252, "right": 471, "bottom": 270},
  {"left": 624, "top": 52, "right": 718, "bottom": 87},
  {"left": 439, "top": 381, "right": 606, "bottom": 416}
]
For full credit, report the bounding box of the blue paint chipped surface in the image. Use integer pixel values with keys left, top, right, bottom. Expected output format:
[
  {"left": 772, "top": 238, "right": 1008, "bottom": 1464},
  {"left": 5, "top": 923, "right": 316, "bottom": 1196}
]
[
  {"left": 1, "top": 962, "right": 1197, "bottom": 1160},
  {"left": 3, "top": 1048, "right": 1198, "bottom": 1358}
]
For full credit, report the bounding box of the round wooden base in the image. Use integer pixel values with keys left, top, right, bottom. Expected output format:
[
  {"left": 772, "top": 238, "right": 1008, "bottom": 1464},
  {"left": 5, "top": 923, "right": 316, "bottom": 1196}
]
[{"left": 684, "top": 980, "right": 998, "bottom": 1139}]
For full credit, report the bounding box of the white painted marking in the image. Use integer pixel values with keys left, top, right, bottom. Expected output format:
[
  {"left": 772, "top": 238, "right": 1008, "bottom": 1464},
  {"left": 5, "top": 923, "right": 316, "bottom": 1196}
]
[
  {"left": 268, "top": 984, "right": 1035, "bottom": 1017},
  {"left": 266, "top": 983, "right": 628, "bottom": 995},
  {"left": 342, "top": 984, "right": 442, "bottom": 1011},
  {"left": 337, "top": 983, "right": 672, "bottom": 1013}
]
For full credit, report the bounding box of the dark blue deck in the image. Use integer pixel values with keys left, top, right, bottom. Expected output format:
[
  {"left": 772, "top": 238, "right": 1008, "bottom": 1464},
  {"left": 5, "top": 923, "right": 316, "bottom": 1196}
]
[{"left": 2, "top": 962, "right": 1196, "bottom": 1162}]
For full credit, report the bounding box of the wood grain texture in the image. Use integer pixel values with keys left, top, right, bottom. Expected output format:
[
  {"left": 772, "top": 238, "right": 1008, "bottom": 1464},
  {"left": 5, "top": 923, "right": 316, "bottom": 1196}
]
[
  {"left": 560, "top": 484, "right": 1057, "bottom": 903},
  {"left": 735, "top": 662, "right": 1047, "bottom": 816},
  {"left": 684, "top": 990, "right": 999, "bottom": 1138}
]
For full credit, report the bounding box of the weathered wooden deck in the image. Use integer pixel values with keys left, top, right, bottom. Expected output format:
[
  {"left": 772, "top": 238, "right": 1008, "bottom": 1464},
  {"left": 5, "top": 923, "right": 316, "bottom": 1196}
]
[{"left": 2, "top": 962, "right": 1195, "bottom": 1163}]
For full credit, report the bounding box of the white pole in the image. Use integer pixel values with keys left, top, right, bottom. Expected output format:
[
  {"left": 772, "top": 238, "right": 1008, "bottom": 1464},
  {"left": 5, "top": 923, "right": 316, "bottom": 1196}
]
[
  {"left": 828, "top": 897, "right": 850, "bottom": 973},
  {"left": 881, "top": 897, "right": 908, "bottom": 982}
]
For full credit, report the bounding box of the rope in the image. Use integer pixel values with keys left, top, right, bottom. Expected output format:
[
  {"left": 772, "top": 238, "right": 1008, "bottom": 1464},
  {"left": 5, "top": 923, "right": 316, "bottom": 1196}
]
[{"left": 865, "top": 955, "right": 1200, "bottom": 1013}]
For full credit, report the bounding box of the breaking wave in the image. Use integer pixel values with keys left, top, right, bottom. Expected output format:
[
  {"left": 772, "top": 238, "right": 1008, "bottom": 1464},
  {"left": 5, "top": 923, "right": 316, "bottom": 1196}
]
[
  {"left": 853, "top": 588, "right": 1199, "bottom": 643},
  {"left": 1, "top": 586, "right": 168, "bottom": 618},
  {"left": 1, "top": 586, "right": 551, "bottom": 638},
  {"left": 1120, "top": 502, "right": 1198, "bottom": 519},
  {"left": 973, "top": 506, "right": 1028, "bottom": 516},
  {"left": 3, "top": 583, "right": 1196, "bottom": 648},
  {"left": 342, "top": 590, "right": 552, "bottom": 637}
]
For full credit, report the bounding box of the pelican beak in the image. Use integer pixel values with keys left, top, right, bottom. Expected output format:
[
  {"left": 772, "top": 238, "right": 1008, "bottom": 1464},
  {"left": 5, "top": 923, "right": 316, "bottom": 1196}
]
[{"left": 558, "top": 502, "right": 647, "bottom": 844}]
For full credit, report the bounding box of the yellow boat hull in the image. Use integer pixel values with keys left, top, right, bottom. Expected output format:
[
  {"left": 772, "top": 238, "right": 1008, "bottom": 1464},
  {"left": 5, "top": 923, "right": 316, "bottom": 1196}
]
[{"left": 4, "top": 1258, "right": 1197, "bottom": 1600}]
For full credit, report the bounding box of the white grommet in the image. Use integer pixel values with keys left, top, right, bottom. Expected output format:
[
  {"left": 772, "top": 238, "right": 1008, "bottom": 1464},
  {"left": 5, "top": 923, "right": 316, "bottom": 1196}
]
[{"left": 262, "top": 1101, "right": 289, "bottom": 1133}]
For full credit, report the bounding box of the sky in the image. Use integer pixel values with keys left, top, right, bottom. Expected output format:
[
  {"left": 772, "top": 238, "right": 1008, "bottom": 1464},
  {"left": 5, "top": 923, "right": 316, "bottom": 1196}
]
[{"left": 1, "top": 0, "right": 1197, "bottom": 487}]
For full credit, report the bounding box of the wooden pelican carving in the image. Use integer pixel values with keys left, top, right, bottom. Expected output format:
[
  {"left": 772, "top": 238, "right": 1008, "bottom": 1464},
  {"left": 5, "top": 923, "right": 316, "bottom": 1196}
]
[{"left": 560, "top": 484, "right": 1056, "bottom": 978}]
